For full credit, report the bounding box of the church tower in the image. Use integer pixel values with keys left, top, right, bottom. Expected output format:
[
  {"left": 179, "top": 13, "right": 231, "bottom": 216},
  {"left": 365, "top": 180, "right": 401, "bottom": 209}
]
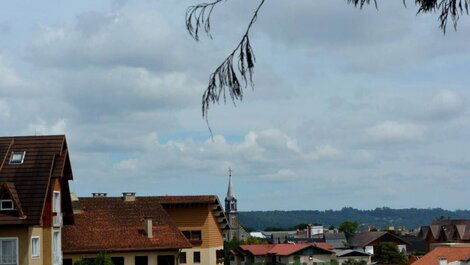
[{"left": 225, "top": 168, "right": 240, "bottom": 240}]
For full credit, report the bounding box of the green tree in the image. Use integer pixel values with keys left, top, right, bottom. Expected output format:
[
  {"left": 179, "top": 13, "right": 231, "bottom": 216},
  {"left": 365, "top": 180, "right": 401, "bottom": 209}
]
[
  {"left": 94, "top": 252, "right": 114, "bottom": 265},
  {"left": 339, "top": 221, "right": 359, "bottom": 239},
  {"left": 73, "top": 252, "right": 114, "bottom": 265},
  {"left": 372, "top": 242, "right": 407, "bottom": 265},
  {"left": 343, "top": 259, "right": 367, "bottom": 265}
]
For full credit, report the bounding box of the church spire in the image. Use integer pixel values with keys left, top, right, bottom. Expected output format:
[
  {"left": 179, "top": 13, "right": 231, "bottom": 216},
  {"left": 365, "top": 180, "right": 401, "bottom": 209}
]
[{"left": 226, "top": 167, "right": 234, "bottom": 199}]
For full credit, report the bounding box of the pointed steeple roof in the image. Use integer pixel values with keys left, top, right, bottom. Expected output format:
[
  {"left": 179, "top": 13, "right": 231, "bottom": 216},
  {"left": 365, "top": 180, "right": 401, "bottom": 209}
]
[{"left": 226, "top": 168, "right": 234, "bottom": 199}]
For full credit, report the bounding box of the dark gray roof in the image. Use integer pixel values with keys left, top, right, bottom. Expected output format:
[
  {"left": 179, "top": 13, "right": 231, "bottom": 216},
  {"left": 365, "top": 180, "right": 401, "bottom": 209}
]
[{"left": 349, "top": 231, "right": 409, "bottom": 247}]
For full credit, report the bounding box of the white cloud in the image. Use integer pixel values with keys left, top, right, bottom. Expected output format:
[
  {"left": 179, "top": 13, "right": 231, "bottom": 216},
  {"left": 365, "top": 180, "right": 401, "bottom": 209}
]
[
  {"left": 28, "top": 119, "right": 67, "bottom": 135},
  {"left": 366, "top": 121, "right": 426, "bottom": 141},
  {"left": 0, "top": 100, "right": 10, "bottom": 120},
  {"left": 261, "top": 169, "right": 297, "bottom": 181},
  {"left": 430, "top": 89, "right": 464, "bottom": 119}
]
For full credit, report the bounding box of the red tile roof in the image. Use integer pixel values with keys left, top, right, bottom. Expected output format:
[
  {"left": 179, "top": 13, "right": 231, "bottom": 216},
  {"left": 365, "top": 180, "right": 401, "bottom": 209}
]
[
  {"left": 412, "top": 247, "right": 470, "bottom": 265},
  {"left": 313, "top": 242, "right": 334, "bottom": 251},
  {"left": 62, "top": 197, "right": 192, "bottom": 254},
  {"left": 239, "top": 243, "right": 333, "bottom": 256},
  {"left": 0, "top": 135, "right": 74, "bottom": 225},
  {"left": 152, "top": 195, "right": 220, "bottom": 205}
]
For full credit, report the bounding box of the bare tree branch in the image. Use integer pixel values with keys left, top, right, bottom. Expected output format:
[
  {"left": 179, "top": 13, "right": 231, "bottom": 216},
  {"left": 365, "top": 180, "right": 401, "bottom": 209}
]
[
  {"left": 186, "top": 0, "right": 470, "bottom": 122},
  {"left": 348, "top": 0, "right": 470, "bottom": 33},
  {"left": 186, "top": 0, "right": 224, "bottom": 41}
]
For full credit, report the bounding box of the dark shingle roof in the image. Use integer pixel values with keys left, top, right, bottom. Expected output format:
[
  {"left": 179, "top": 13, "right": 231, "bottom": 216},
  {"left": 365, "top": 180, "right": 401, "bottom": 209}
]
[
  {"left": 349, "top": 231, "right": 409, "bottom": 247},
  {"left": 62, "top": 197, "right": 192, "bottom": 254},
  {"left": 0, "top": 135, "right": 73, "bottom": 225}
]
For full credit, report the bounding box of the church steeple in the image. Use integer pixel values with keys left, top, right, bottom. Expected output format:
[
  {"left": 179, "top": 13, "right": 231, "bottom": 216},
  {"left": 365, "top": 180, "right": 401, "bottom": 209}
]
[
  {"left": 226, "top": 167, "right": 234, "bottom": 199},
  {"left": 224, "top": 167, "right": 239, "bottom": 240}
]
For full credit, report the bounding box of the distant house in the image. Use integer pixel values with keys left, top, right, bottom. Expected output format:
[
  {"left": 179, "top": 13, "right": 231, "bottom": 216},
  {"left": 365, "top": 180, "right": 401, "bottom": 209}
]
[
  {"left": 325, "top": 232, "right": 349, "bottom": 250},
  {"left": 419, "top": 219, "right": 470, "bottom": 249},
  {"left": 263, "top": 231, "right": 297, "bottom": 244},
  {"left": 0, "top": 135, "right": 75, "bottom": 265},
  {"left": 154, "top": 195, "right": 229, "bottom": 265},
  {"left": 411, "top": 246, "right": 470, "bottom": 265},
  {"left": 334, "top": 250, "right": 370, "bottom": 265},
  {"left": 62, "top": 193, "right": 193, "bottom": 265},
  {"left": 349, "top": 231, "right": 409, "bottom": 255},
  {"left": 250, "top": 232, "right": 267, "bottom": 239},
  {"left": 63, "top": 194, "right": 229, "bottom": 265},
  {"left": 229, "top": 243, "right": 334, "bottom": 265}
]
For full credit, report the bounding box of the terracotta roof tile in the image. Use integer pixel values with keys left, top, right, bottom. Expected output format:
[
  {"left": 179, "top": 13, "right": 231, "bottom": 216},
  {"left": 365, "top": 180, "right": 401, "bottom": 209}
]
[
  {"left": 62, "top": 197, "right": 192, "bottom": 254},
  {"left": 412, "top": 247, "right": 470, "bottom": 265},
  {"left": 151, "top": 195, "right": 219, "bottom": 205}
]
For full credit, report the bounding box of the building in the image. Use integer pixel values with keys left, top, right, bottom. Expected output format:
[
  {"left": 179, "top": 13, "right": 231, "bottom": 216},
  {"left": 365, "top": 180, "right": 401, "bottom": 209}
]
[
  {"left": 324, "top": 232, "right": 349, "bottom": 250},
  {"left": 349, "top": 231, "right": 409, "bottom": 255},
  {"left": 63, "top": 194, "right": 229, "bottom": 265},
  {"left": 333, "top": 250, "right": 370, "bottom": 265},
  {"left": 412, "top": 246, "right": 470, "bottom": 265},
  {"left": 62, "top": 193, "right": 193, "bottom": 265},
  {"left": 225, "top": 169, "right": 240, "bottom": 241},
  {"left": 0, "top": 135, "right": 75, "bottom": 265},
  {"left": 229, "top": 243, "right": 334, "bottom": 265},
  {"left": 419, "top": 219, "right": 470, "bottom": 250},
  {"left": 154, "top": 195, "right": 229, "bottom": 265}
]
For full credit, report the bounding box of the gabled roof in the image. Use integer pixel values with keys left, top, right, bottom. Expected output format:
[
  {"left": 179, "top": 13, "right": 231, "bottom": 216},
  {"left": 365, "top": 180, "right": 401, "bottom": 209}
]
[
  {"left": 421, "top": 220, "right": 470, "bottom": 241},
  {"left": 349, "top": 231, "right": 409, "bottom": 247},
  {"left": 412, "top": 247, "right": 470, "bottom": 265},
  {"left": 335, "top": 249, "right": 370, "bottom": 257},
  {"left": 0, "top": 182, "right": 24, "bottom": 218},
  {"left": 151, "top": 195, "right": 229, "bottom": 230},
  {"left": 239, "top": 243, "right": 333, "bottom": 256},
  {"left": 62, "top": 197, "right": 192, "bottom": 254},
  {"left": 0, "top": 135, "right": 74, "bottom": 225}
]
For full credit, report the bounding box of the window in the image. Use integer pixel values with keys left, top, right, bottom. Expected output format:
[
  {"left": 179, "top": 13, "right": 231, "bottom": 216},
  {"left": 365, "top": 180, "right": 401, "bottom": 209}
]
[
  {"left": 0, "top": 200, "right": 14, "bottom": 211},
  {"left": 193, "top": 252, "right": 201, "bottom": 263},
  {"left": 179, "top": 252, "right": 187, "bottom": 264},
  {"left": 52, "top": 231, "right": 61, "bottom": 265},
  {"left": 111, "top": 257, "right": 124, "bottom": 265},
  {"left": 31, "top": 237, "right": 40, "bottom": 258},
  {"left": 216, "top": 249, "right": 224, "bottom": 260},
  {"left": 182, "top": 230, "right": 202, "bottom": 241},
  {"left": 0, "top": 238, "right": 18, "bottom": 265},
  {"left": 53, "top": 192, "right": 60, "bottom": 213},
  {"left": 9, "top": 152, "right": 25, "bottom": 165},
  {"left": 135, "top": 256, "right": 148, "bottom": 265},
  {"left": 63, "top": 259, "right": 73, "bottom": 265},
  {"left": 191, "top": 231, "right": 202, "bottom": 241}
]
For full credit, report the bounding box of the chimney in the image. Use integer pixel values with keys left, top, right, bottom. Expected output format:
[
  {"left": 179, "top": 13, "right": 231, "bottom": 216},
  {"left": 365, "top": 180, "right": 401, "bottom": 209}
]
[
  {"left": 92, "top": 193, "right": 107, "bottom": 198},
  {"left": 439, "top": 257, "right": 447, "bottom": 265},
  {"left": 144, "top": 217, "right": 153, "bottom": 238},
  {"left": 307, "top": 224, "right": 312, "bottom": 238},
  {"left": 122, "top": 192, "right": 136, "bottom": 202}
]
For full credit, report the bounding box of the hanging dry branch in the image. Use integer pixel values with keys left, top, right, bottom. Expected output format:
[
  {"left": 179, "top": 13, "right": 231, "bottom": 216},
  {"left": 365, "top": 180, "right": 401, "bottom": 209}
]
[
  {"left": 347, "top": 0, "right": 470, "bottom": 33},
  {"left": 185, "top": 0, "right": 469, "bottom": 122},
  {"left": 186, "top": 0, "right": 225, "bottom": 41},
  {"left": 185, "top": 0, "right": 266, "bottom": 119}
]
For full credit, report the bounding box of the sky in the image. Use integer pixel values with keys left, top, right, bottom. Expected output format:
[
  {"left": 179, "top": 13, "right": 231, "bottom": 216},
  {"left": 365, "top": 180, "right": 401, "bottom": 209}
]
[{"left": 0, "top": 0, "right": 469, "bottom": 211}]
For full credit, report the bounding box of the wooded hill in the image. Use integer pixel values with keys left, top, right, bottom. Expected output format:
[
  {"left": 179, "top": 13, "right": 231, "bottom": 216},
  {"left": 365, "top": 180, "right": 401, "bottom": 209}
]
[{"left": 239, "top": 207, "right": 470, "bottom": 231}]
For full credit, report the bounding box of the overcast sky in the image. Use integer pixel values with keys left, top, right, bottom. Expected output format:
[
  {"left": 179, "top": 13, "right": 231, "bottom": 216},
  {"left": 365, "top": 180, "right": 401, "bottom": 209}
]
[{"left": 0, "top": 0, "right": 469, "bottom": 211}]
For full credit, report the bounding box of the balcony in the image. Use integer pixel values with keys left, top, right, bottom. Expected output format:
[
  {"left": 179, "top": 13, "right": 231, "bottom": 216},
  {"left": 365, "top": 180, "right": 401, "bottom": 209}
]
[{"left": 53, "top": 213, "right": 63, "bottom": 227}]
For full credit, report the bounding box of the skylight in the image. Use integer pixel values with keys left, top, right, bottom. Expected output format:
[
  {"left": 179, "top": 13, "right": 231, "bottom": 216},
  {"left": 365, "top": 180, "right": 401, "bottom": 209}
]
[
  {"left": 0, "top": 199, "right": 14, "bottom": 210},
  {"left": 9, "top": 151, "right": 25, "bottom": 164}
]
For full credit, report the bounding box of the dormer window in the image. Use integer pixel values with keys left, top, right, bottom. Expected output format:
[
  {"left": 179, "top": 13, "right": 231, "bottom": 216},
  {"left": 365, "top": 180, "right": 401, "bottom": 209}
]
[
  {"left": 0, "top": 199, "right": 14, "bottom": 210},
  {"left": 9, "top": 151, "right": 25, "bottom": 164}
]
